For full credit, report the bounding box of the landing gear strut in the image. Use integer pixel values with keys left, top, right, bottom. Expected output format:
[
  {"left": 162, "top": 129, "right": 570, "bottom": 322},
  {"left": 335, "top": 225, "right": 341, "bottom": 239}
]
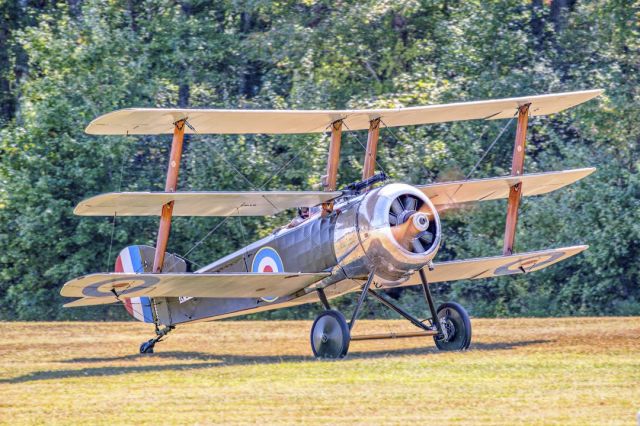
[
  {"left": 139, "top": 325, "right": 175, "bottom": 354},
  {"left": 310, "top": 268, "right": 472, "bottom": 359}
]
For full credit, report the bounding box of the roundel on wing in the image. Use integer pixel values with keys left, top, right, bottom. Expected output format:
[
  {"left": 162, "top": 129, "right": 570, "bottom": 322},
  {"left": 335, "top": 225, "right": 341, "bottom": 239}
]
[
  {"left": 494, "top": 251, "right": 565, "bottom": 276},
  {"left": 251, "top": 247, "right": 284, "bottom": 303}
]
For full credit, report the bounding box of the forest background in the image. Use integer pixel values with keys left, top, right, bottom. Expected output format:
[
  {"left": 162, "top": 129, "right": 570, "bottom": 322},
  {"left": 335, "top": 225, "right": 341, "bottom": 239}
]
[{"left": 0, "top": 0, "right": 638, "bottom": 320}]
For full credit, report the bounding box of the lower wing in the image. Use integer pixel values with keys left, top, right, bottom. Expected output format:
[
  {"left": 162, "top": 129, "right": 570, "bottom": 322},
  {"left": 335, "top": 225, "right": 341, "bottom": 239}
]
[
  {"left": 61, "top": 272, "right": 329, "bottom": 307},
  {"left": 62, "top": 246, "right": 586, "bottom": 307},
  {"left": 401, "top": 245, "right": 588, "bottom": 286}
]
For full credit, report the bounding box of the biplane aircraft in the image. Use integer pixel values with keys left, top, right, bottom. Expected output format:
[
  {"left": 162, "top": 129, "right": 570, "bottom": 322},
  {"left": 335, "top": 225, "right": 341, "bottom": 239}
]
[{"left": 61, "top": 89, "right": 602, "bottom": 357}]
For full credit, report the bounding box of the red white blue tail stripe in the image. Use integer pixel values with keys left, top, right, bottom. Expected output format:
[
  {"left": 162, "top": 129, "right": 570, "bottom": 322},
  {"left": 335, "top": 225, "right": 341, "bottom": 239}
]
[{"left": 115, "top": 246, "right": 154, "bottom": 323}]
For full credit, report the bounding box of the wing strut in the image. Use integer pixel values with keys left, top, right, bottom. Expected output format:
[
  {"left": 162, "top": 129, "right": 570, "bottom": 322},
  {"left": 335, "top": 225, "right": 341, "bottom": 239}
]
[
  {"left": 153, "top": 119, "right": 186, "bottom": 272},
  {"left": 322, "top": 120, "right": 343, "bottom": 214},
  {"left": 362, "top": 118, "right": 381, "bottom": 181},
  {"left": 503, "top": 104, "right": 530, "bottom": 255}
]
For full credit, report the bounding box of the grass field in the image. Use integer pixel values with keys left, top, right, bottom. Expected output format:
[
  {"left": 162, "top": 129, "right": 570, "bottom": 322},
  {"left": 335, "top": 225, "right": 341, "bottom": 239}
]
[{"left": 1, "top": 318, "right": 639, "bottom": 425}]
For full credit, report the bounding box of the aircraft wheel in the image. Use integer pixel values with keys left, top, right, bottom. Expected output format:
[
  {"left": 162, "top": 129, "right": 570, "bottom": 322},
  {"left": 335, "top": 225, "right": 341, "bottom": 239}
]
[
  {"left": 139, "top": 340, "right": 155, "bottom": 354},
  {"left": 310, "top": 310, "right": 350, "bottom": 359},
  {"left": 433, "top": 302, "right": 471, "bottom": 351}
]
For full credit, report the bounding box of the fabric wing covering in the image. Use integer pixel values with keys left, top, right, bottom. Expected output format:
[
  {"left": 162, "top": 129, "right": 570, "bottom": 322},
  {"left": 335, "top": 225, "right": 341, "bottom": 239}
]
[
  {"left": 74, "top": 191, "right": 342, "bottom": 216},
  {"left": 61, "top": 272, "right": 330, "bottom": 307},
  {"left": 73, "top": 168, "right": 593, "bottom": 217},
  {"left": 418, "top": 168, "right": 595, "bottom": 208},
  {"left": 86, "top": 90, "right": 602, "bottom": 135},
  {"left": 404, "top": 245, "right": 588, "bottom": 286}
]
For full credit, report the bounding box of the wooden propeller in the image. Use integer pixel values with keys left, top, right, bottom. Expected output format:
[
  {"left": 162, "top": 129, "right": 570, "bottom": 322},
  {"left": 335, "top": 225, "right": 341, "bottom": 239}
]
[{"left": 391, "top": 210, "right": 430, "bottom": 251}]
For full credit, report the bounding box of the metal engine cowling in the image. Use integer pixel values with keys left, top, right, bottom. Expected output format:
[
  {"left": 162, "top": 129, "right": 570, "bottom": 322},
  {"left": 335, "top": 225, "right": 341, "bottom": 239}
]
[{"left": 332, "top": 183, "right": 441, "bottom": 285}]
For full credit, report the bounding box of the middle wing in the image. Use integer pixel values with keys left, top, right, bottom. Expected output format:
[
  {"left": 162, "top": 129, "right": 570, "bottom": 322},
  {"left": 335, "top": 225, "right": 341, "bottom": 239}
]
[
  {"left": 74, "top": 191, "right": 341, "bottom": 216},
  {"left": 418, "top": 168, "right": 594, "bottom": 208},
  {"left": 61, "top": 272, "right": 329, "bottom": 305}
]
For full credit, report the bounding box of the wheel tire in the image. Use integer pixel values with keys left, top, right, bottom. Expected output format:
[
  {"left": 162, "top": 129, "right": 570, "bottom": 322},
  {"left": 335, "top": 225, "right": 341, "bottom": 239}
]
[
  {"left": 433, "top": 302, "right": 472, "bottom": 351},
  {"left": 139, "top": 340, "right": 155, "bottom": 354},
  {"left": 310, "top": 310, "right": 351, "bottom": 359}
]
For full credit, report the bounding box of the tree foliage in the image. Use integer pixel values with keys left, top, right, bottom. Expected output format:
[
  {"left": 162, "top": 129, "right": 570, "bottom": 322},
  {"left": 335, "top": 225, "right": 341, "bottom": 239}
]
[{"left": 0, "top": 0, "right": 638, "bottom": 320}]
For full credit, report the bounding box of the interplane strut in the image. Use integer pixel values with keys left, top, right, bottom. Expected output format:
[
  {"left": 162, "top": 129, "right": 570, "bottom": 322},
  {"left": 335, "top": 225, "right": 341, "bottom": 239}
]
[{"left": 503, "top": 104, "right": 530, "bottom": 256}]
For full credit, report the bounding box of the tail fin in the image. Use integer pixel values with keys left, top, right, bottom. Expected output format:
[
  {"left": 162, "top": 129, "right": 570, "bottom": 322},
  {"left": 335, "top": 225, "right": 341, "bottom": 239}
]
[{"left": 115, "top": 245, "right": 186, "bottom": 323}]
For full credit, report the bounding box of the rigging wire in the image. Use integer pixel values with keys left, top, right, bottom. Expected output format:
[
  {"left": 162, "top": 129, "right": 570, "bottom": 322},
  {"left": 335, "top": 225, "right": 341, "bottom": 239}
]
[
  {"left": 235, "top": 215, "right": 253, "bottom": 271},
  {"left": 180, "top": 215, "right": 234, "bottom": 262},
  {"left": 465, "top": 117, "right": 515, "bottom": 179},
  {"left": 106, "top": 214, "right": 117, "bottom": 270},
  {"left": 378, "top": 118, "right": 403, "bottom": 150},
  {"left": 341, "top": 121, "right": 389, "bottom": 178},
  {"left": 170, "top": 120, "right": 257, "bottom": 267},
  {"left": 377, "top": 117, "right": 513, "bottom": 182},
  {"left": 173, "top": 119, "right": 315, "bottom": 267},
  {"left": 106, "top": 139, "right": 130, "bottom": 270},
  {"left": 259, "top": 151, "right": 299, "bottom": 189},
  {"left": 184, "top": 119, "right": 258, "bottom": 191}
]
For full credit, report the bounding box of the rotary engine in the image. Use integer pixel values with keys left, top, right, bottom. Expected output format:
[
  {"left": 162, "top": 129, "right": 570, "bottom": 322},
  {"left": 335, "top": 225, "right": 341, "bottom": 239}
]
[{"left": 333, "top": 183, "right": 442, "bottom": 285}]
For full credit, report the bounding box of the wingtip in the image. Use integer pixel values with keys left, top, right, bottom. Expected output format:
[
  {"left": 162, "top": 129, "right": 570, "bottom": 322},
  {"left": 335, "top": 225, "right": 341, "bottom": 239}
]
[
  {"left": 72, "top": 204, "right": 84, "bottom": 216},
  {"left": 588, "top": 88, "right": 605, "bottom": 100},
  {"left": 85, "top": 108, "right": 139, "bottom": 135}
]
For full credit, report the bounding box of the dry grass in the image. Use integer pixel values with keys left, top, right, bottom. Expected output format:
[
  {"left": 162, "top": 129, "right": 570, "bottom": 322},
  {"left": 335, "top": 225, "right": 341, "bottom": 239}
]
[{"left": 0, "top": 318, "right": 639, "bottom": 425}]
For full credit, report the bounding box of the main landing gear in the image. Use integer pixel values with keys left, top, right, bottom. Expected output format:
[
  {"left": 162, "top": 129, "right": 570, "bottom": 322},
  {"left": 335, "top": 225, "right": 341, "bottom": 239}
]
[
  {"left": 310, "top": 310, "right": 351, "bottom": 358},
  {"left": 139, "top": 325, "right": 175, "bottom": 354},
  {"left": 310, "top": 269, "right": 471, "bottom": 359}
]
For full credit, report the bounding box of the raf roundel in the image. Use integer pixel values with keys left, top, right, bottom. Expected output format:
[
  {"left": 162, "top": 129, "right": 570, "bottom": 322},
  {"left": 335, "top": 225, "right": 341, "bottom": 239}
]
[{"left": 251, "top": 247, "right": 284, "bottom": 302}]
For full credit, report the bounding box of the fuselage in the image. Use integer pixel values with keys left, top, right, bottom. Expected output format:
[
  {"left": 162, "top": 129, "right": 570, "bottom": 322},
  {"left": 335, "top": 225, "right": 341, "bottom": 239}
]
[{"left": 153, "top": 183, "right": 442, "bottom": 326}]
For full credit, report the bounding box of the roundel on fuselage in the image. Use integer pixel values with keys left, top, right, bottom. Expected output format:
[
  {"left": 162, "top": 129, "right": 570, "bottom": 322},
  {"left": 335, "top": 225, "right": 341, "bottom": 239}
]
[
  {"left": 252, "top": 247, "right": 284, "bottom": 273},
  {"left": 251, "top": 247, "right": 283, "bottom": 303}
]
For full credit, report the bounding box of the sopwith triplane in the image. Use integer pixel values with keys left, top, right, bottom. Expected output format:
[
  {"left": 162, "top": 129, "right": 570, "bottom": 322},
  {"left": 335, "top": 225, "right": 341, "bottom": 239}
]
[{"left": 61, "top": 89, "right": 601, "bottom": 357}]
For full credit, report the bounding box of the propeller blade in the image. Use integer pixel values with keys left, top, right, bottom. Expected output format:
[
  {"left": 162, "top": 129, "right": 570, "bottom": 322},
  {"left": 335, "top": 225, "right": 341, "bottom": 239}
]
[
  {"left": 412, "top": 238, "right": 425, "bottom": 253},
  {"left": 435, "top": 201, "right": 477, "bottom": 218},
  {"left": 418, "top": 202, "right": 430, "bottom": 213},
  {"left": 391, "top": 220, "right": 414, "bottom": 250},
  {"left": 419, "top": 231, "right": 434, "bottom": 245},
  {"left": 391, "top": 212, "right": 429, "bottom": 251},
  {"left": 391, "top": 199, "right": 404, "bottom": 215},
  {"left": 389, "top": 213, "right": 398, "bottom": 225},
  {"left": 405, "top": 196, "right": 417, "bottom": 211}
]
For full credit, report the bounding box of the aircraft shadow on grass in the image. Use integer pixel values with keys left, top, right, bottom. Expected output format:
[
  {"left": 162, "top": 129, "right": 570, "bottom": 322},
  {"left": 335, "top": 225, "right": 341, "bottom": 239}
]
[{"left": 3, "top": 340, "right": 548, "bottom": 384}]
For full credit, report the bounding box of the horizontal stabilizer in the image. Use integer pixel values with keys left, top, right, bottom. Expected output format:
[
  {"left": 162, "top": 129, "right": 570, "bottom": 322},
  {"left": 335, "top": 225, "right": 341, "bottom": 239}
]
[
  {"left": 86, "top": 90, "right": 602, "bottom": 135},
  {"left": 61, "top": 272, "right": 329, "bottom": 306},
  {"left": 63, "top": 297, "right": 120, "bottom": 307},
  {"left": 403, "top": 245, "right": 588, "bottom": 286},
  {"left": 419, "top": 168, "right": 595, "bottom": 208},
  {"left": 74, "top": 191, "right": 341, "bottom": 217}
]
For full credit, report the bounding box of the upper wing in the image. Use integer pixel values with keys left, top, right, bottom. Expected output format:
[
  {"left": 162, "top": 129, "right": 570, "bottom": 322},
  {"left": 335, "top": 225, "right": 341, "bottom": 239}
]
[
  {"left": 74, "top": 191, "right": 341, "bottom": 216},
  {"left": 400, "top": 245, "right": 588, "bottom": 286},
  {"left": 61, "top": 272, "right": 329, "bottom": 306},
  {"left": 86, "top": 90, "right": 602, "bottom": 135},
  {"left": 419, "top": 168, "right": 594, "bottom": 208}
]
